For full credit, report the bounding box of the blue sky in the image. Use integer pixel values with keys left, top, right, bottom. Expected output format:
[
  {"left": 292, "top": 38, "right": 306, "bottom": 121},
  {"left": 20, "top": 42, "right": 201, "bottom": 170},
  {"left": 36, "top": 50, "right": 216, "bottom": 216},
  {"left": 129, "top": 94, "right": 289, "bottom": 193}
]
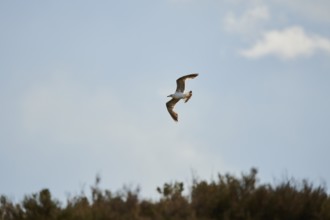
[{"left": 1, "top": 0, "right": 330, "bottom": 202}]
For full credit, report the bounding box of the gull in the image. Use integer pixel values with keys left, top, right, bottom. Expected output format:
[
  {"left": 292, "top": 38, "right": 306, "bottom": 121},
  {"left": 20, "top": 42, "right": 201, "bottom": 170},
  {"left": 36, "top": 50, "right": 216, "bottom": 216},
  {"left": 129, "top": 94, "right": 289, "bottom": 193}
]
[{"left": 166, "top": 73, "right": 198, "bottom": 122}]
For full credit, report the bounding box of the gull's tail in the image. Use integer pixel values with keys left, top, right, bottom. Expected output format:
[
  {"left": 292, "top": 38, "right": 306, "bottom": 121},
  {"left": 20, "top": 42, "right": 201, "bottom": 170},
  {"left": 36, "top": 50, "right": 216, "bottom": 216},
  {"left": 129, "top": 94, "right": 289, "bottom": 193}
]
[{"left": 184, "top": 91, "right": 192, "bottom": 103}]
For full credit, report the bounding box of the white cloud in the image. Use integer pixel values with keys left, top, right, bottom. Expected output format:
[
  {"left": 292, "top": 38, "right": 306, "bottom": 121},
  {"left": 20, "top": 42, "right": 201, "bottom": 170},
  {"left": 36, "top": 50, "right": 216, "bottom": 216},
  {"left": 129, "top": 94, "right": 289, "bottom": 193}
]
[
  {"left": 223, "top": 0, "right": 330, "bottom": 23},
  {"left": 224, "top": 6, "right": 270, "bottom": 35},
  {"left": 240, "top": 26, "right": 330, "bottom": 59},
  {"left": 222, "top": 0, "right": 330, "bottom": 59}
]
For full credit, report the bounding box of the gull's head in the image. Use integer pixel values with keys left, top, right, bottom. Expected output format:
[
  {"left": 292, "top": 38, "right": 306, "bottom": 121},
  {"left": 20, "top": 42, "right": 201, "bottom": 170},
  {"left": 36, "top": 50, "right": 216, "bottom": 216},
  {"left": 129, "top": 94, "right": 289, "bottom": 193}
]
[{"left": 167, "top": 94, "right": 173, "bottom": 98}]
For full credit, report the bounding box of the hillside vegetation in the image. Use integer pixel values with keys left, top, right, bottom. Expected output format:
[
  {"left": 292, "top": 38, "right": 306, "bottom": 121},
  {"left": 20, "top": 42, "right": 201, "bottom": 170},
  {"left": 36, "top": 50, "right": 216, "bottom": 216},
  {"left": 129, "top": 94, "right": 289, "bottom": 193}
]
[{"left": 1, "top": 168, "right": 330, "bottom": 220}]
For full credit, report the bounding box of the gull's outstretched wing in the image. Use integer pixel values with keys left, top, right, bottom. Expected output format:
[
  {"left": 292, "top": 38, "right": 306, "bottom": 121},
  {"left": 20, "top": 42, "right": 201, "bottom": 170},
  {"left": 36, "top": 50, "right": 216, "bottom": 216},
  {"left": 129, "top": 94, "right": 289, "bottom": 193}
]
[
  {"left": 176, "top": 73, "right": 198, "bottom": 93},
  {"left": 166, "top": 98, "right": 180, "bottom": 122}
]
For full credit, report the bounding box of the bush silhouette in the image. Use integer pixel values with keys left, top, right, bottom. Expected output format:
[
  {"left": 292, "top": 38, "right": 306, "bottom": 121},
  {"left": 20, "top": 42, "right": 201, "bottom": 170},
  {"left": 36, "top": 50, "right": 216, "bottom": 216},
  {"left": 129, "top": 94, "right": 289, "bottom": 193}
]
[{"left": 1, "top": 168, "right": 330, "bottom": 220}]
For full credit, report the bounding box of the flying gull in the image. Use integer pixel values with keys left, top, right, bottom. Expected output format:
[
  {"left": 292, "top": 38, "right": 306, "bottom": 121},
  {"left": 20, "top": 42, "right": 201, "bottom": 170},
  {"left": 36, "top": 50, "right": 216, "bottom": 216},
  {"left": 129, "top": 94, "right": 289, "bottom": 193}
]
[{"left": 166, "top": 73, "right": 198, "bottom": 122}]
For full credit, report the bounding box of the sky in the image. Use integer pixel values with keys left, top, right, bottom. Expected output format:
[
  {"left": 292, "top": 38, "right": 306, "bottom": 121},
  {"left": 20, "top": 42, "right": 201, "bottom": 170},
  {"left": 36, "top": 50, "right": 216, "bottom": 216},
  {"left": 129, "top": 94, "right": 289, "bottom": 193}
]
[{"left": 1, "top": 0, "right": 330, "bottom": 203}]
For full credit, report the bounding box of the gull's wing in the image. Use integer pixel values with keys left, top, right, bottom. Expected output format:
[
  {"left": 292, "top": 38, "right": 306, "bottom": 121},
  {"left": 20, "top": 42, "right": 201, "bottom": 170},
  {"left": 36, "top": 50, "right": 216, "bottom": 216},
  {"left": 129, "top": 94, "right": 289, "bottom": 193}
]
[
  {"left": 166, "top": 98, "right": 180, "bottom": 122},
  {"left": 176, "top": 73, "right": 198, "bottom": 93}
]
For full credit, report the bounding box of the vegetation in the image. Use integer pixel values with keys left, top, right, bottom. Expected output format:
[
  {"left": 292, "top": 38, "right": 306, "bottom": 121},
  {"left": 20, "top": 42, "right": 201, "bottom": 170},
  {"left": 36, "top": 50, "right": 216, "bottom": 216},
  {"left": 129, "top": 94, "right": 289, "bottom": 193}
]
[{"left": 1, "top": 168, "right": 330, "bottom": 220}]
